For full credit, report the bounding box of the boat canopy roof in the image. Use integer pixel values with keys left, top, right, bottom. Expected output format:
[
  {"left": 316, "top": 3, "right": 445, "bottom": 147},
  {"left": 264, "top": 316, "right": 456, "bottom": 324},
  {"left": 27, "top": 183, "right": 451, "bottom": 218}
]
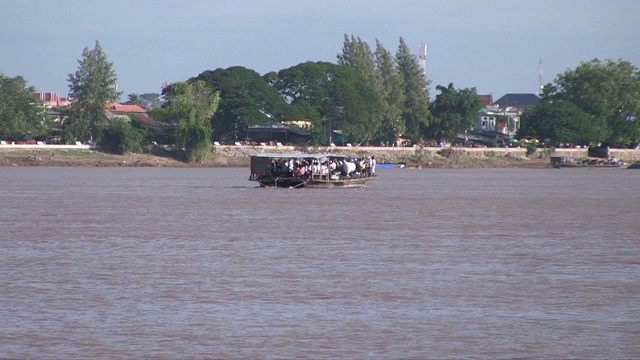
[{"left": 251, "top": 153, "right": 340, "bottom": 159}]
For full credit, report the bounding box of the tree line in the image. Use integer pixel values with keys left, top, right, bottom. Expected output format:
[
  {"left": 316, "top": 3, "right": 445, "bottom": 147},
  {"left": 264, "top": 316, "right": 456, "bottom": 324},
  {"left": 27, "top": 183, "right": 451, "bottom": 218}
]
[
  {"left": 1, "top": 37, "right": 639, "bottom": 162},
  {"left": 152, "top": 34, "right": 484, "bottom": 157},
  {"left": 519, "top": 59, "right": 640, "bottom": 147}
]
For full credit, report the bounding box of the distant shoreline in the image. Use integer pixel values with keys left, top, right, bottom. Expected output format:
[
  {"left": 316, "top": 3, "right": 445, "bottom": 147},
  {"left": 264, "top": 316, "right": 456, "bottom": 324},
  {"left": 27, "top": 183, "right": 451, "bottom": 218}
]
[{"left": 1, "top": 144, "right": 638, "bottom": 168}]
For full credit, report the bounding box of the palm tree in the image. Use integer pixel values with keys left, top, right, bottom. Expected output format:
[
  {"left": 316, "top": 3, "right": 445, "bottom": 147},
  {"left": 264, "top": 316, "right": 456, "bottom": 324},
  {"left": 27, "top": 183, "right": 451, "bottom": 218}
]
[{"left": 127, "top": 93, "right": 141, "bottom": 104}]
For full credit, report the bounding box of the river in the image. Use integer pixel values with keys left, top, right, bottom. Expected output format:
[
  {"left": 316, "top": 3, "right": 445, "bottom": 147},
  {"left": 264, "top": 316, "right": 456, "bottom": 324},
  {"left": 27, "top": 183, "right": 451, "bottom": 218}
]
[{"left": 1, "top": 166, "right": 639, "bottom": 359}]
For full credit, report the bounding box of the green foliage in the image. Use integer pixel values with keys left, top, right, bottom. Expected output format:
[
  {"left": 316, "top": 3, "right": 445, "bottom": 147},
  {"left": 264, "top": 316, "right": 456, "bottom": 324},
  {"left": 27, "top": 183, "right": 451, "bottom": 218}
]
[
  {"left": 338, "top": 34, "right": 384, "bottom": 141},
  {"left": 408, "top": 146, "right": 427, "bottom": 162},
  {"left": 129, "top": 115, "right": 156, "bottom": 143},
  {"left": 102, "top": 114, "right": 156, "bottom": 154},
  {"left": 553, "top": 58, "right": 640, "bottom": 145},
  {"left": 127, "top": 93, "right": 141, "bottom": 104},
  {"left": 64, "top": 109, "right": 92, "bottom": 143},
  {"left": 0, "top": 73, "right": 51, "bottom": 140},
  {"left": 520, "top": 99, "right": 605, "bottom": 145},
  {"left": 308, "top": 122, "right": 327, "bottom": 146},
  {"left": 151, "top": 80, "right": 220, "bottom": 162},
  {"left": 193, "top": 66, "right": 291, "bottom": 143},
  {"left": 374, "top": 39, "right": 406, "bottom": 143},
  {"left": 337, "top": 35, "right": 385, "bottom": 142},
  {"left": 138, "top": 93, "right": 163, "bottom": 109},
  {"left": 543, "top": 147, "right": 556, "bottom": 156},
  {"left": 339, "top": 35, "right": 409, "bottom": 144},
  {"left": 176, "top": 113, "right": 213, "bottom": 162},
  {"left": 62, "top": 127, "right": 76, "bottom": 145},
  {"left": 525, "top": 144, "right": 537, "bottom": 157},
  {"left": 67, "top": 41, "right": 121, "bottom": 143},
  {"left": 427, "top": 83, "right": 483, "bottom": 142},
  {"left": 270, "top": 61, "right": 383, "bottom": 145},
  {"left": 396, "top": 37, "right": 431, "bottom": 142},
  {"left": 102, "top": 118, "right": 142, "bottom": 154},
  {"left": 101, "top": 115, "right": 156, "bottom": 154}
]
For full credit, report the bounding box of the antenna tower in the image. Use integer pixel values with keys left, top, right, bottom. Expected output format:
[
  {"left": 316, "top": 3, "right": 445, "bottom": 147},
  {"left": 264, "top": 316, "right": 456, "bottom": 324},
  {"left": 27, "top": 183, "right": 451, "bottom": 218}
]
[
  {"left": 419, "top": 43, "right": 428, "bottom": 81},
  {"left": 538, "top": 59, "right": 543, "bottom": 95}
]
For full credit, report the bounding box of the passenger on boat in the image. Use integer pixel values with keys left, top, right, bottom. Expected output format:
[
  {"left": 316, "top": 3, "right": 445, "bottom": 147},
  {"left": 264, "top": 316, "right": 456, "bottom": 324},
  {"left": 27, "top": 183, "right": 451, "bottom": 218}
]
[
  {"left": 320, "top": 161, "right": 329, "bottom": 176},
  {"left": 295, "top": 162, "right": 311, "bottom": 179},
  {"left": 368, "top": 156, "right": 376, "bottom": 176},
  {"left": 311, "top": 161, "right": 320, "bottom": 176}
]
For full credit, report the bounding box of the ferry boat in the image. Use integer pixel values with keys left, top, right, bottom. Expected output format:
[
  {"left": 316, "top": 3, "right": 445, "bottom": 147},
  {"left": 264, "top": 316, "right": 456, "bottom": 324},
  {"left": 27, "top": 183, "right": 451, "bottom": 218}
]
[{"left": 249, "top": 153, "right": 375, "bottom": 188}]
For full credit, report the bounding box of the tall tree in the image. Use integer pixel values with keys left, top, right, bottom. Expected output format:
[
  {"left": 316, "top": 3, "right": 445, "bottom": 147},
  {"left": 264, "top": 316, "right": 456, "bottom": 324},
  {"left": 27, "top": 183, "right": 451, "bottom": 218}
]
[
  {"left": 395, "top": 37, "right": 431, "bottom": 143},
  {"left": 554, "top": 58, "right": 640, "bottom": 145},
  {"left": 0, "top": 73, "right": 50, "bottom": 140},
  {"left": 427, "top": 83, "right": 483, "bottom": 142},
  {"left": 151, "top": 80, "right": 220, "bottom": 162},
  {"left": 337, "top": 34, "right": 385, "bottom": 143},
  {"left": 193, "top": 66, "right": 291, "bottom": 143},
  {"left": 139, "top": 93, "right": 163, "bottom": 109},
  {"left": 519, "top": 99, "right": 605, "bottom": 146},
  {"left": 374, "top": 39, "right": 405, "bottom": 144},
  {"left": 271, "top": 61, "right": 382, "bottom": 145},
  {"left": 127, "top": 93, "right": 141, "bottom": 105},
  {"left": 67, "top": 41, "right": 121, "bottom": 143}
]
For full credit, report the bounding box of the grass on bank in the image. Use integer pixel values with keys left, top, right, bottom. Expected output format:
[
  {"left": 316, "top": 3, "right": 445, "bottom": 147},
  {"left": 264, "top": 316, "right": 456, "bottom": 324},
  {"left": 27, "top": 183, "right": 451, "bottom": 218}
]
[{"left": 49, "top": 149, "right": 107, "bottom": 157}]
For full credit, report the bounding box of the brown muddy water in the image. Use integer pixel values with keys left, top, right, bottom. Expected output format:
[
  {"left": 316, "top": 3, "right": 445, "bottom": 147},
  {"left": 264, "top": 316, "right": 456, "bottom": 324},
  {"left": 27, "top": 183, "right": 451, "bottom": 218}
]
[{"left": 1, "top": 167, "right": 639, "bottom": 359}]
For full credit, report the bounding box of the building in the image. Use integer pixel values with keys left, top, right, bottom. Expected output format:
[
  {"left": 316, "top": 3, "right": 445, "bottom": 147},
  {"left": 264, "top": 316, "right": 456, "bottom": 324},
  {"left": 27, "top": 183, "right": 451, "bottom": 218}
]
[
  {"left": 493, "top": 93, "right": 540, "bottom": 137},
  {"left": 462, "top": 93, "right": 541, "bottom": 145},
  {"left": 104, "top": 102, "right": 169, "bottom": 143},
  {"left": 493, "top": 93, "right": 540, "bottom": 110},
  {"left": 34, "top": 92, "right": 72, "bottom": 108},
  {"left": 246, "top": 123, "right": 311, "bottom": 145}
]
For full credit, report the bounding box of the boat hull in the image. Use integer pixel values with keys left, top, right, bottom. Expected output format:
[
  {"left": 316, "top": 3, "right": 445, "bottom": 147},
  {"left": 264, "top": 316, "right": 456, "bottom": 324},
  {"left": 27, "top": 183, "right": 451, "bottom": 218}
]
[
  {"left": 306, "top": 178, "right": 371, "bottom": 188},
  {"left": 257, "top": 177, "right": 306, "bottom": 188},
  {"left": 258, "top": 176, "right": 372, "bottom": 188}
]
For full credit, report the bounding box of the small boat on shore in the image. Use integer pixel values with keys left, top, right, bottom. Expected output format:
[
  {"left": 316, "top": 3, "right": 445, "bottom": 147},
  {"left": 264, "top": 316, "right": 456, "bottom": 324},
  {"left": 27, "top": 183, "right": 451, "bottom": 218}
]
[
  {"left": 628, "top": 161, "right": 640, "bottom": 169},
  {"left": 249, "top": 153, "right": 375, "bottom": 188},
  {"left": 549, "top": 156, "right": 623, "bottom": 169},
  {"left": 376, "top": 162, "right": 405, "bottom": 169},
  {"left": 376, "top": 163, "right": 394, "bottom": 169}
]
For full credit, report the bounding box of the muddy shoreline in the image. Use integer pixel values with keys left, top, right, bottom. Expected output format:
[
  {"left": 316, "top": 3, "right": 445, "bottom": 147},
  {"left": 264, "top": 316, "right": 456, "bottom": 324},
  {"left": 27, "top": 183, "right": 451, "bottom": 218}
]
[{"left": 0, "top": 146, "right": 551, "bottom": 168}]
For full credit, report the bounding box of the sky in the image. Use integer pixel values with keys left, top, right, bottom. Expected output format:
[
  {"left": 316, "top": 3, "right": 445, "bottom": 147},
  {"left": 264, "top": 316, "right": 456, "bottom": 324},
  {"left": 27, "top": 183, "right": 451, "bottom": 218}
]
[{"left": 1, "top": 0, "right": 639, "bottom": 101}]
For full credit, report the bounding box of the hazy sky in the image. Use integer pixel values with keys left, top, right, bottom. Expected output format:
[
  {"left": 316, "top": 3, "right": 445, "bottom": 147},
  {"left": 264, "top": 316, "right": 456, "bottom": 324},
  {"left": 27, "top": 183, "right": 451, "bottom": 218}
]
[{"left": 2, "top": 0, "right": 638, "bottom": 100}]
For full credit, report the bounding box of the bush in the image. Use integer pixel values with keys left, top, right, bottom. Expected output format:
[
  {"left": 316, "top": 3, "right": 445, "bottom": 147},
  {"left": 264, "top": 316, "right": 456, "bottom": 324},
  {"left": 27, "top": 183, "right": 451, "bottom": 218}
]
[
  {"left": 437, "top": 148, "right": 456, "bottom": 158},
  {"left": 102, "top": 118, "right": 148, "bottom": 154},
  {"left": 176, "top": 117, "right": 213, "bottom": 162},
  {"left": 525, "top": 144, "right": 537, "bottom": 157},
  {"left": 486, "top": 140, "right": 499, "bottom": 148},
  {"left": 409, "top": 147, "right": 426, "bottom": 162},
  {"left": 542, "top": 147, "right": 556, "bottom": 157},
  {"left": 130, "top": 116, "right": 156, "bottom": 144}
]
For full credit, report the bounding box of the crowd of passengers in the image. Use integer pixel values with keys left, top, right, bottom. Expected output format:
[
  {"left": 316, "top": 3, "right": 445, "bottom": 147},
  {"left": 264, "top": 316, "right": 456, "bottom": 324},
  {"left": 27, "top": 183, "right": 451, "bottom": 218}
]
[{"left": 271, "top": 157, "right": 376, "bottom": 179}]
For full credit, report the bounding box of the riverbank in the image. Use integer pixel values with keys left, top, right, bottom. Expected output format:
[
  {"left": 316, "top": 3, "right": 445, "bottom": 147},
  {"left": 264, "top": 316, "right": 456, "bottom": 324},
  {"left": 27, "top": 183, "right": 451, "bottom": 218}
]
[
  {"left": 0, "top": 147, "right": 246, "bottom": 167},
  {"left": 0, "top": 145, "right": 556, "bottom": 168},
  {"left": 3, "top": 144, "right": 639, "bottom": 168}
]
